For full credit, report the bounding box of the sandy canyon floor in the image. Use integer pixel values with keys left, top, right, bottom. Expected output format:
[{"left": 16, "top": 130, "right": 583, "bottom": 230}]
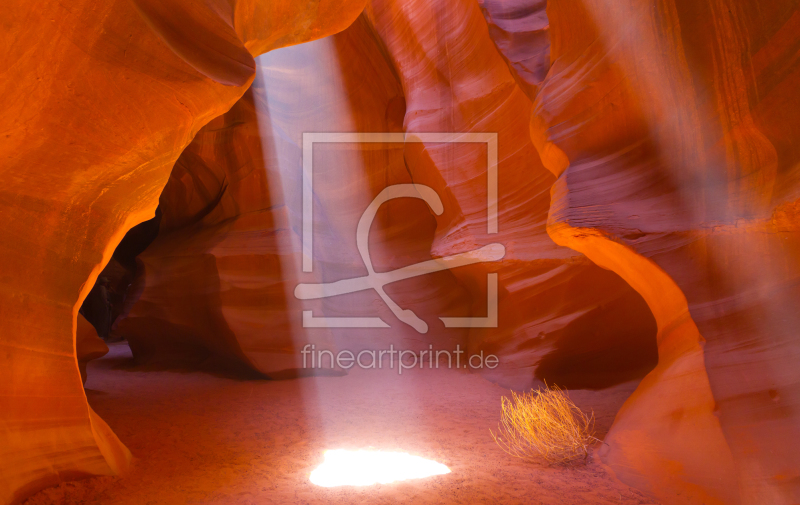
[{"left": 26, "top": 343, "right": 658, "bottom": 504}]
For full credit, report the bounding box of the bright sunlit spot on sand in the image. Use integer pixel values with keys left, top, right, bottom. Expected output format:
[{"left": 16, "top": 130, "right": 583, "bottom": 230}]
[{"left": 309, "top": 450, "right": 451, "bottom": 487}]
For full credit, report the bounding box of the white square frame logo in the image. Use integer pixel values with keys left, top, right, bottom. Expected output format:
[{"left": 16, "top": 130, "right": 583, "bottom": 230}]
[{"left": 296, "top": 132, "right": 502, "bottom": 333}]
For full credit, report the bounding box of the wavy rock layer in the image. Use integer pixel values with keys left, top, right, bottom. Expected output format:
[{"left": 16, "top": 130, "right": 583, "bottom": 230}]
[
  {"left": 478, "top": 0, "right": 550, "bottom": 99},
  {"left": 117, "top": 85, "right": 314, "bottom": 375},
  {"left": 0, "top": 0, "right": 366, "bottom": 503},
  {"left": 3, "top": 0, "right": 798, "bottom": 503},
  {"left": 532, "top": 0, "right": 800, "bottom": 503},
  {"left": 118, "top": 16, "right": 473, "bottom": 374},
  {"left": 362, "top": 0, "right": 657, "bottom": 391},
  {"left": 122, "top": 3, "right": 657, "bottom": 390}
]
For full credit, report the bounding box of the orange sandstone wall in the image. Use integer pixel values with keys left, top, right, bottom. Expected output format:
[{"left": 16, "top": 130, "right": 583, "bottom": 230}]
[
  {"left": 117, "top": 15, "right": 474, "bottom": 375},
  {"left": 533, "top": 0, "right": 800, "bottom": 503},
  {"left": 0, "top": 1, "right": 366, "bottom": 503},
  {"left": 121, "top": 4, "right": 657, "bottom": 390},
  {"left": 4, "top": 0, "right": 797, "bottom": 503},
  {"left": 362, "top": 0, "right": 657, "bottom": 390},
  {"left": 116, "top": 86, "right": 320, "bottom": 375}
]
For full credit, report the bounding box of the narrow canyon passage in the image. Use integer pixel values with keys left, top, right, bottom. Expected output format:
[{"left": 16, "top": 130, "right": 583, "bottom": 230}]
[
  {"left": 4, "top": 0, "right": 800, "bottom": 503},
  {"left": 25, "top": 343, "right": 654, "bottom": 505}
]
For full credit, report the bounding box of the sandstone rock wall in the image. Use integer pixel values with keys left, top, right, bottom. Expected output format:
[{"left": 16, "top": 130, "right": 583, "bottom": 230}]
[
  {"left": 117, "top": 15, "right": 473, "bottom": 375},
  {"left": 362, "top": 0, "right": 657, "bottom": 391},
  {"left": 3, "top": 0, "right": 799, "bottom": 504},
  {"left": 121, "top": 3, "right": 657, "bottom": 390},
  {"left": 532, "top": 0, "right": 800, "bottom": 503},
  {"left": 0, "top": 1, "right": 366, "bottom": 503}
]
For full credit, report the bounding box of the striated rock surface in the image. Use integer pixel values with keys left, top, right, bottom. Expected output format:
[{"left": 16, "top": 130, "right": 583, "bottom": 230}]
[
  {"left": 478, "top": 0, "right": 551, "bottom": 100},
  {"left": 119, "top": 15, "right": 474, "bottom": 374},
  {"left": 531, "top": 0, "right": 800, "bottom": 503},
  {"left": 362, "top": 0, "right": 657, "bottom": 391},
  {"left": 3, "top": 0, "right": 799, "bottom": 503},
  {"left": 0, "top": 0, "right": 365, "bottom": 503},
  {"left": 116, "top": 85, "right": 313, "bottom": 375},
  {"left": 121, "top": 3, "right": 657, "bottom": 391}
]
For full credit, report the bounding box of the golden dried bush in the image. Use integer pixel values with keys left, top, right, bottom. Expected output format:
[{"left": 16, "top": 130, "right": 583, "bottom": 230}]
[{"left": 490, "top": 383, "right": 597, "bottom": 465}]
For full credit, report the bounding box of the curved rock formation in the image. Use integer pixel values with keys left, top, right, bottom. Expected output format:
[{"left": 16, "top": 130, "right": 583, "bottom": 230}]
[
  {"left": 3, "top": 0, "right": 799, "bottom": 503},
  {"left": 117, "top": 15, "right": 474, "bottom": 376},
  {"left": 0, "top": 0, "right": 365, "bottom": 502},
  {"left": 116, "top": 85, "right": 308, "bottom": 374},
  {"left": 532, "top": 0, "right": 800, "bottom": 503},
  {"left": 120, "top": 3, "right": 657, "bottom": 391},
  {"left": 478, "top": 0, "right": 550, "bottom": 100},
  {"left": 76, "top": 314, "right": 109, "bottom": 386},
  {"left": 362, "top": 0, "right": 657, "bottom": 391}
]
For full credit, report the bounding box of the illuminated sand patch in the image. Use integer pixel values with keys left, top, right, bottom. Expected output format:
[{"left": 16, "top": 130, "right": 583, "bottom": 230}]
[{"left": 309, "top": 450, "right": 451, "bottom": 487}]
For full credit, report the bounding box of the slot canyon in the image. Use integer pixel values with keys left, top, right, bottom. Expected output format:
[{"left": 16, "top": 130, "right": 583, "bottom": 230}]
[{"left": 1, "top": 0, "right": 799, "bottom": 504}]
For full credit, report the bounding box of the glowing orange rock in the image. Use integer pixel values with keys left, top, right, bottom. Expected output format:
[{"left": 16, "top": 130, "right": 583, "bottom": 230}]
[
  {"left": 119, "top": 5, "right": 656, "bottom": 392},
  {"left": 362, "top": 0, "right": 657, "bottom": 391},
  {"left": 118, "top": 15, "right": 475, "bottom": 374},
  {"left": 3, "top": 0, "right": 798, "bottom": 503},
  {"left": 533, "top": 0, "right": 800, "bottom": 502},
  {"left": 0, "top": 0, "right": 365, "bottom": 502}
]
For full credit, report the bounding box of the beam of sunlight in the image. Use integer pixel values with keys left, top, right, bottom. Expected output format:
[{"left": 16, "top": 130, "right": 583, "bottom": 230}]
[{"left": 309, "top": 450, "right": 451, "bottom": 487}]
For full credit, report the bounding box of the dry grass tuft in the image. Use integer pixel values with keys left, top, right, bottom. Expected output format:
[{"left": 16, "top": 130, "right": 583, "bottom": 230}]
[{"left": 490, "top": 383, "right": 598, "bottom": 465}]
